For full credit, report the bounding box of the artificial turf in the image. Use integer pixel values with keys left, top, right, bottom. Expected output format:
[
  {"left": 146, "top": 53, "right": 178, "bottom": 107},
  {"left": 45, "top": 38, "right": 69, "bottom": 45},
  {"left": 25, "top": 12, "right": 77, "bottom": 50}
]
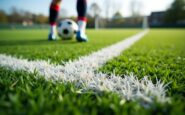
[
  {"left": 0, "top": 29, "right": 185, "bottom": 114},
  {"left": 100, "top": 29, "right": 185, "bottom": 114},
  {"left": 0, "top": 29, "right": 140, "bottom": 64}
]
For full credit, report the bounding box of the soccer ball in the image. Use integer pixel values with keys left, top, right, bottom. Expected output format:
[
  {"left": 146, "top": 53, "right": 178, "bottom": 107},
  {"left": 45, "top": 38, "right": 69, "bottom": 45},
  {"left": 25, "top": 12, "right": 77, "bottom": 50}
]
[{"left": 58, "top": 19, "right": 78, "bottom": 40}]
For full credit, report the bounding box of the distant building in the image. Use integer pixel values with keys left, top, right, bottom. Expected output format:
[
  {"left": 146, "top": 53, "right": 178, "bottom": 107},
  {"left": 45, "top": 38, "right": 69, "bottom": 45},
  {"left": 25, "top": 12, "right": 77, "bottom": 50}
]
[{"left": 148, "top": 11, "right": 165, "bottom": 26}]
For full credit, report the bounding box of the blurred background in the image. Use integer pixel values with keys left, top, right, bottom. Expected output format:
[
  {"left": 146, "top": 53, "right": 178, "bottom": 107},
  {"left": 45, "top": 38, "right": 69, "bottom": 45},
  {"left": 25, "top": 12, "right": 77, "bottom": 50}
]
[{"left": 0, "top": 0, "right": 185, "bottom": 29}]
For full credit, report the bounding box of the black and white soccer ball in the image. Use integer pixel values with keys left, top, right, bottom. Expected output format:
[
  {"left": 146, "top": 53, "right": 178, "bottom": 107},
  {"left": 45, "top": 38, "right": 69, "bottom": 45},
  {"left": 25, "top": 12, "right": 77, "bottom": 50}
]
[{"left": 58, "top": 19, "right": 78, "bottom": 40}]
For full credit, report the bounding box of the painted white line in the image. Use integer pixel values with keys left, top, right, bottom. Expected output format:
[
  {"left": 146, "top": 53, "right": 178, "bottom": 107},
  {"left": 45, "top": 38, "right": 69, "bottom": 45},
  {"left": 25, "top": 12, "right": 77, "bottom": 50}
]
[{"left": 0, "top": 30, "right": 170, "bottom": 103}]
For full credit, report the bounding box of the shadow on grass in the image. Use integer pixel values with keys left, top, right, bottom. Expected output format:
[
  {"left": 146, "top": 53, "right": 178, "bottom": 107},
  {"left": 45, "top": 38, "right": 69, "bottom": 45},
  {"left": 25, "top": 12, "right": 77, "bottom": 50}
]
[{"left": 0, "top": 38, "right": 80, "bottom": 46}]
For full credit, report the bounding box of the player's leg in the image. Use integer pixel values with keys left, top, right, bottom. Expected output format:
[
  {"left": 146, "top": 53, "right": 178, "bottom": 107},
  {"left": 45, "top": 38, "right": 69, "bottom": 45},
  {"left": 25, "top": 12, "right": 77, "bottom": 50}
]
[
  {"left": 76, "top": 0, "right": 88, "bottom": 42},
  {"left": 48, "top": 0, "right": 61, "bottom": 40}
]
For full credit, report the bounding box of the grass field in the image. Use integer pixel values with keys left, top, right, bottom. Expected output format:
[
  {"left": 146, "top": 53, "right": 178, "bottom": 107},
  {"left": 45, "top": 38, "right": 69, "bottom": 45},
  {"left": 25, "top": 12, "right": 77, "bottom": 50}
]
[
  {"left": 0, "top": 29, "right": 185, "bottom": 114},
  {"left": 0, "top": 29, "right": 140, "bottom": 63}
]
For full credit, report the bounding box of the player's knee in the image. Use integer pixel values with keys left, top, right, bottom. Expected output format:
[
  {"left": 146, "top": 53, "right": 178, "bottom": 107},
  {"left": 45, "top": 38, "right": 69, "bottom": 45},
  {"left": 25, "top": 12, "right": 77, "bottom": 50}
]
[{"left": 52, "top": 0, "right": 62, "bottom": 4}]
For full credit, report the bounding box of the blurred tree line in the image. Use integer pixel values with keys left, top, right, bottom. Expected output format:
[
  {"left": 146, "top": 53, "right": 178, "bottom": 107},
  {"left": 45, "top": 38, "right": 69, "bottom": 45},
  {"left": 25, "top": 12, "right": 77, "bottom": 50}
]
[
  {"left": 165, "top": 0, "right": 185, "bottom": 24},
  {"left": 0, "top": 0, "right": 184, "bottom": 27},
  {"left": 0, "top": 7, "right": 48, "bottom": 25}
]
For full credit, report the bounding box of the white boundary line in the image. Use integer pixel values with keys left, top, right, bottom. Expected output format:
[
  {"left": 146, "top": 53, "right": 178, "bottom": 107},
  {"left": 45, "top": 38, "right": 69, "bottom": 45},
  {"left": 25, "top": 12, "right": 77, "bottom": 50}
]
[{"left": 0, "top": 30, "right": 169, "bottom": 103}]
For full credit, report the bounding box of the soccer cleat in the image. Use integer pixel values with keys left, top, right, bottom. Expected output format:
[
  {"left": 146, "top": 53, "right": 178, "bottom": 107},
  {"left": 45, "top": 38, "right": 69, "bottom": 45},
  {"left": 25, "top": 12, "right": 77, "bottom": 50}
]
[
  {"left": 48, "top": 33, "right": 57, "bottom": 41},
  {"left": 76, "top": 31, "right": 88, "bottom": 42}
]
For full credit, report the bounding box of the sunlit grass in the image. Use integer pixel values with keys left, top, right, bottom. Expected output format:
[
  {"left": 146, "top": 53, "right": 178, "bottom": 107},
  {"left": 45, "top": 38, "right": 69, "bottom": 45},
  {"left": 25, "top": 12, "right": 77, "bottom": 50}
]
[
  {"left": 100, "top": 29, "right": 185, "bottom": 114},
  {"left": 0, "top": 29, "right": 185, "bottom": 114},
  {"left": 0, "top": 29, "right": 141, "bottom": 64}
]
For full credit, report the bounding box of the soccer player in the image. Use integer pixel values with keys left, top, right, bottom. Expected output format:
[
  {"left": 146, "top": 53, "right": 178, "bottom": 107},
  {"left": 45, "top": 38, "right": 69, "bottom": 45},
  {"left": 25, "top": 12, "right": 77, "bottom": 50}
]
[{"left": 48, "top": 0, "right": 88, "bottom": 42}]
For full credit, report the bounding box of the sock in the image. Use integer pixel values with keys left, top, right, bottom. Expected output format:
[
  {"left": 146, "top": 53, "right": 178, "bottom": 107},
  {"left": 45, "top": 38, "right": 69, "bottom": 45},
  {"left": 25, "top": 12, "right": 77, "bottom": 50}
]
[
  {"left": 49, "top": 3, "right": 60, "bottom": 35},
  {"left": 78, "top": 18, "right": 87, "bottom": 33},
  {"left": 50, "top": 24, "right": 57, "bottom": 36},
  {"left": 77, "top": 0, "right": 87, "bottom": 33}
]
